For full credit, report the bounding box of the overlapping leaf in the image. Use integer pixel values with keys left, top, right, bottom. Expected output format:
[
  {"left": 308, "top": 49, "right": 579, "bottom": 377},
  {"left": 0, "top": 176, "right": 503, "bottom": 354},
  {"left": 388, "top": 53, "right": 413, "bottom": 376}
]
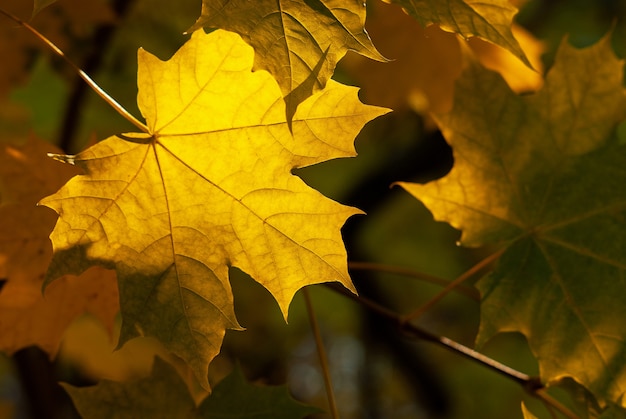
[
  {"left": 64, "top": 357, "right": 196, "bottom": 419},
  {"left": 0, "top": 136, "right": 118, "bottom": 356},
  {"left": 386, "top": 0, "right": 530, "bottom": 67},
  {"left": 398, "top": 37, "right": 626, "bottom": 405},
  {"left": 41, "top": 29, "right": 388, "bottom": 388},
  {"left": 339, "top": 0, "right": 542, "bottom": 115},
  {"left": 64, "top": 357, "right": 318, "bottom": 418},
  {"left": 188, "top": 0, "right": 385, "bottom": 122},
  {"left": 197, "top": 364, "right": 320, "bottom": 418}
]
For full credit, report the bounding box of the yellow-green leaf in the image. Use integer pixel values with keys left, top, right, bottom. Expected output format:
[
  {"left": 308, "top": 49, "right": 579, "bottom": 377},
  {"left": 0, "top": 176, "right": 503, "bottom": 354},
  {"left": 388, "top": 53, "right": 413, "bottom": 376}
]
[
  {"left": 386, "top": 0, "right": 531, "bottom": 67},
  {"left": 521, "top": 402, "right": 539, "bottom": 419},
  {"left": 398, "top": 36, "right": 626, "bottom": 405},
  {"left": 63, "top": 357, "right": 196, "bottom": 419},
  {"left": 197, "top": 365, "right": 321, "bottom": 418},
  {"left": 64, "top": 358, "right": 319, "bottom": 419},
  {"left": 188, "top": 0, "right": 386, "bottom": 122},
  {"left": 41, "top": 29, "right": 388, "bottom": 388}
]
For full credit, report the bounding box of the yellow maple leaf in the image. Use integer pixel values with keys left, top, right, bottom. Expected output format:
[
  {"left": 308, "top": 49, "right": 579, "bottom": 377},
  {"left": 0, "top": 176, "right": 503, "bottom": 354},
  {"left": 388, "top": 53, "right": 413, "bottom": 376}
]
[{"left": 41, "top": 29, "right": 389, "bottom": 388}]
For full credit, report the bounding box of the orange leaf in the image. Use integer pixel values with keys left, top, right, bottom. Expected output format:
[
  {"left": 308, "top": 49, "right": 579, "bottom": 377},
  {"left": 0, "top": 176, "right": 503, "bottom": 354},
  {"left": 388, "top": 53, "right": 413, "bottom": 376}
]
[{"left": 0, "top": 136, "right": 118, "bottom": 356}]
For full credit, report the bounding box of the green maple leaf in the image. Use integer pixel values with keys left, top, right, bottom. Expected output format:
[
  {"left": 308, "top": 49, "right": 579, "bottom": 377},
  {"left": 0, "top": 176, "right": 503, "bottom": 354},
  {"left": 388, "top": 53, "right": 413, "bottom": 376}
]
[
  {"left": 398, "top": 36, "right": 626, "bottom": 405},
  {"left": 187, "top": 0, "right": 385, "bottom": 123},
  {"left": 63, "top": 357, "right": 196, "bottom": 418},
  {"left": 386, "top": 0, "right": 530, "bottom": 67},
  {"left": 197, "top": 364, "right": 320, "bottom": 418},
  {"left": 41, "top": 29, "right": 388, "bottom": 388},
  {"left": 64, "top": 358, "right": 318, "bottom": 419}
]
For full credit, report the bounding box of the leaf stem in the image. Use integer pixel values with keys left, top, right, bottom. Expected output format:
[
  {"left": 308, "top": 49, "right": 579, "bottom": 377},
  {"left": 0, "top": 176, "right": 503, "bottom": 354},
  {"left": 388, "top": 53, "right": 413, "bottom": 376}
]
[
  {"left": 348, "top": 261, "right": 480, "bottom": 301},
  {"left": 0, "top": 7, "right": 148, "bottom": 134},
  {"left": 401, "top": 247, "right": 505, "bottom": 323},
  {"left": 303, "top": 288, "right": 340, "bottom": 419}
]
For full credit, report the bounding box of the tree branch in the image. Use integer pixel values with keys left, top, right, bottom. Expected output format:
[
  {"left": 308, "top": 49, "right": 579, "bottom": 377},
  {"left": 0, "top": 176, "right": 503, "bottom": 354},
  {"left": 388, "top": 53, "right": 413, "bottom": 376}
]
[
  {"left": 326, "top": 283, "right": 535, "bottom": 386},
  {"left": 322, "top": 283, "right": 583, "bottom": 415},
  {"left": 0, "top": 7, "right": 148, "bottom": 136}
]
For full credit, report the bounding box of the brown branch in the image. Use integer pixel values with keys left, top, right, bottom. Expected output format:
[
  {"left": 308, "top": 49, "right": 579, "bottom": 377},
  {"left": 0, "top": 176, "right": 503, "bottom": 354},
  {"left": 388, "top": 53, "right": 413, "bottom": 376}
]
[
  {"left": 324, "top": 283, "right": 583, "bottom": 418},
  {"left": 326, "top": 283, "right": 535, "bottom": 386},
  {"left": 535, "top": 389, "right": 580, "bottom": 419}
]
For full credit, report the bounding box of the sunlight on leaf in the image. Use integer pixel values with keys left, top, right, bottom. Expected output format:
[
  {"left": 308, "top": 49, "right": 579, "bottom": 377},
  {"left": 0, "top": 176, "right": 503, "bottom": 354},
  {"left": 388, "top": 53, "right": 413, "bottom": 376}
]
[
  {"left": 188, "top": 0, "right": 385, "bottom": 123},
  {"left": 398, "top": 36, "right": 626, "bottom": 406},
  {"left": 521, "top": 402, "right": 539, "bottom": 419},
  {"left": 60, "top": 316, "right": 180, "bottom": 383},
  {"left": 469, "top": 24, "right": 544, "bottom": 93},
  {"left": 386, "top": 0, "right": 531, "bottom": 67},
  {"left": 41, "top": 29, "right": 389, "bottom": 388},
  {"left": 340, "top": 1, "right": 542, "bottom": 117}
]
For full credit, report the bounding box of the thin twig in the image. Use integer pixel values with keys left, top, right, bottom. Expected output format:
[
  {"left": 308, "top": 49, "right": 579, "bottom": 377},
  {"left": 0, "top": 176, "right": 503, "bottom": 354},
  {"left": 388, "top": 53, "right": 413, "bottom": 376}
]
[
  {"left": 325, "top": 283, "right": 584, "bottom": 418},
  {"left": 303, "top": 288, "right": 339, "bottom": 419},
  {"left": 401, "top": 247, "right": 505, "bottom": 323},
  {"left": 534, "top": 389, "right": 580, "bottom": 419},
  {"left": 327, "top": 283, "right": 541, "bottom": 391},
  {"left": 325, "top": 283, "right": 535, "bottom": 386},
  {"left": 348, "top": 261, "right": 480, "bottom": 301},
  {"left": 57, "top": 0, "right": 137, "bottom": 152},
  {"left": 0, "top": 7, "right": 148, "bottom": 133}
]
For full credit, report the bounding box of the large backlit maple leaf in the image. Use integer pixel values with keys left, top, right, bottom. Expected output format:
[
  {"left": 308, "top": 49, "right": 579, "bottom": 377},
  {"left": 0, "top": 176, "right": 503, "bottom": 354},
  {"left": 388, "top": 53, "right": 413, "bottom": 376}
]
[
  {"left": 41, "top": 29, "right": 388, "bottom": 388},
  {"left": 187, "top": 0, "right": 385, "bottom": 122},
  {"left": 398, "top": 37, "right": 626, "bottom": 405}
]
